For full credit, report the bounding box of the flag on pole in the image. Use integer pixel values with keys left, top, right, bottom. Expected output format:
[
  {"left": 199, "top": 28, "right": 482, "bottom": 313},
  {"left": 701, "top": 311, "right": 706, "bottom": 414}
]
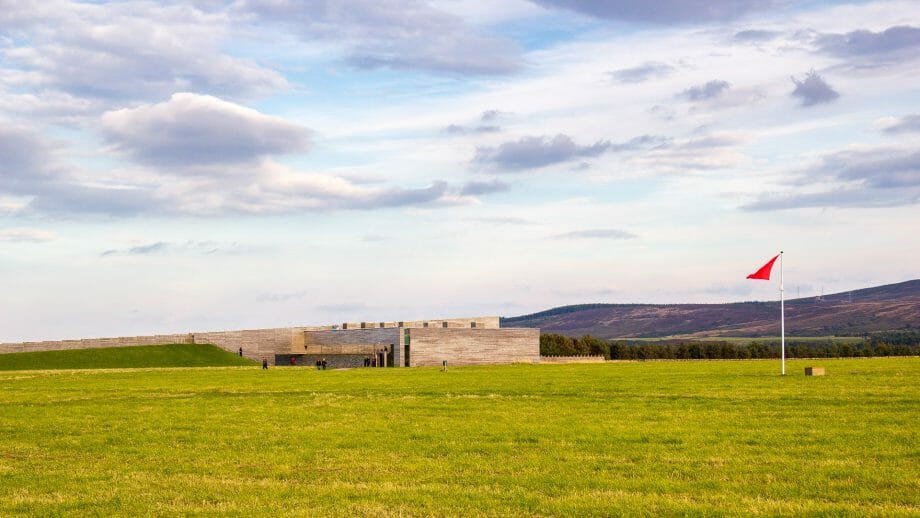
[
  {"left": 746, "top": 252, "right": 786, "bottom": 375},
  {"left": 747, "top": 254, "right": 780, "bottom": 280}
]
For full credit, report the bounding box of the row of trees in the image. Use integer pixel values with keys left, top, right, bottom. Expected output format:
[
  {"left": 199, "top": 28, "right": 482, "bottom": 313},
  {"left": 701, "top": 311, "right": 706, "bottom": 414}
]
[
  {"left": 539, "top": 333, "right": 608, "bottom": 357},
  {"left": 869, "top": 330, "right": 920, "bottom": 346},
  {"left": 540, "top": 332, "right": 920, "bottom": 360}
]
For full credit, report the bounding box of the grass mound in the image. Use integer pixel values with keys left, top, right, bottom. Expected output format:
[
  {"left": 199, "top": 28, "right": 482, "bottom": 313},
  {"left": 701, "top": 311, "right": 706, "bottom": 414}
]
[{"left": 0, "top": 343, "right": 256, "bottom": 370}]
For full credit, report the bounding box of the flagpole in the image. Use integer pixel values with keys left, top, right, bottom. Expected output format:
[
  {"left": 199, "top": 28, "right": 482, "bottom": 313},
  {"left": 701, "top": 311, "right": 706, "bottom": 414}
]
[{"left": 780, "top": 250, "right": 785, "bottom": 376}]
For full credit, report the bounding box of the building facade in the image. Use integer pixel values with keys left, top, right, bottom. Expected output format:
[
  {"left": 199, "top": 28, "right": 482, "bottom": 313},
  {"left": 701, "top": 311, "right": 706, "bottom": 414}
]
[
  {"left": 0, "top": 316, "right": 540, "bottom": 367},
  {"left": 290, "top": 317, "right": 539, "bottom": 367}
]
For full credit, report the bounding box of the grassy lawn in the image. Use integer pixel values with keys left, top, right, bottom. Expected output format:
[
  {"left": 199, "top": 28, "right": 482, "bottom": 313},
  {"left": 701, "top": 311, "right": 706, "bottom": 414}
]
[
  {"left": 623, "top": 336, "right": 867, "bottom": 344},
  {"left": 0, "top": 359, "right": 917, "bottom": 515},
  {"left": 0, "top": 344, "right": 256, "bottom": 370},
  {"left": 692, "top": 336, "right": 867, "bottom": 344}
]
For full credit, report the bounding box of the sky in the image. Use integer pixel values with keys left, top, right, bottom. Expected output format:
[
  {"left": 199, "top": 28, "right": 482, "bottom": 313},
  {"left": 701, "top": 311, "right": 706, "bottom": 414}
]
[{"left": 2, "top": 0, "right": 919, "bottom": 342}]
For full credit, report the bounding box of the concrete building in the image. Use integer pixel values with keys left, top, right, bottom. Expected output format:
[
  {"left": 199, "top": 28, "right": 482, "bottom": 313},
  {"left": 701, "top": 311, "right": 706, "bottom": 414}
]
[
  {"left": 0, "top": 316, "right": 540, "bottom": 367},
  {"left": 285, "top": 317, "right": 539, "bottom": 368}
]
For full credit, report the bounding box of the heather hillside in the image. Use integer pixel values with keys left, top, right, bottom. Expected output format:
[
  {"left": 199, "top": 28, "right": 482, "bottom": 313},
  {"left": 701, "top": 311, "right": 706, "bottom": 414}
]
[{"left": 503, "top": 280, "right": 920, "bottom": 338}]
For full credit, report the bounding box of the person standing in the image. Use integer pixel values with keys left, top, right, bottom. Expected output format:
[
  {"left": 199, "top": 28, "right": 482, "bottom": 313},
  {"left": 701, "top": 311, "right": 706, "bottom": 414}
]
[
  {"left": 238, "top": 347, "right": 243, "bottom": 357},
  {"left": 262, "top": 358, "right": 268, "bottom": 369}
]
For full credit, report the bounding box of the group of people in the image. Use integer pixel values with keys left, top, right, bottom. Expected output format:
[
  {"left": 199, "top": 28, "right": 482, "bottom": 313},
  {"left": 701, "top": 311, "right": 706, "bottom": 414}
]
[
  {"left": 364, "top": 352, "right": 388, "bottom": 367},
  {"left": 255, "top": 353, "right": 327, "bottom": 370},
  {"left": 258, "top": 356, "right": 325, "bottom": 369},
  {"left": 257, "top": 353, "right": 391, "bottom": 369}
]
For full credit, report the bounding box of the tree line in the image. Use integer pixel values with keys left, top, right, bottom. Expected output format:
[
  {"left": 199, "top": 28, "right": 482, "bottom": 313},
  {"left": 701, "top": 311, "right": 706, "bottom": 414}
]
[{"left": 540, "top": 331, "right": 920, "bottom": 360}]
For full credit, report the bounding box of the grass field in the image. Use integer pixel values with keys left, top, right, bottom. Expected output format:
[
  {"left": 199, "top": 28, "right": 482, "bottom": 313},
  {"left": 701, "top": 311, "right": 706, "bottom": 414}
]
[
  {"left": 693, "top": 336, "right": 867, "bottom": 344},
  {"left": 1, "top": 359, "right": 918, "bottom": 515},
  {"left": 624, "top": 336, "right": 867, "bottom": 344},
  {"left": 0, "top": 344, "right": 256, "bottom": 370}
]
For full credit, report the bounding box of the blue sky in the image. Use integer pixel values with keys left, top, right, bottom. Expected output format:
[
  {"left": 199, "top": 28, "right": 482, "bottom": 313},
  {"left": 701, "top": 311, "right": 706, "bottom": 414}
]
[{"left": 2, "top": 0, "right": 919, "bottom": 341}]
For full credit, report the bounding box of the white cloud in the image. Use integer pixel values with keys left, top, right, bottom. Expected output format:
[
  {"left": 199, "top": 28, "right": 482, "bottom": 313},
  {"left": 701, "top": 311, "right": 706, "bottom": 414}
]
[
  {"left": 791, "top": 70, "right": 840, "bottom": 106},
  {"left": 460, "top": 179, "right": 511, "bottom": 196},
  {"left": 744, "top": 147, "right": 920, "bottom": 210},
  {"left": 233, "top": 0, "right": 521, "bottom": 75},
  {"left": 474, "top": 134, "right": 613, "bottom": 172},
  {"left": 679, "top": 80, "right": 731, "bottom": 101},
  {"left": 878, "top": 113, "right": 920, "bottom": 134},
  {"left": 610, "top": 62, "right": 674, "bottom": 83},
  {"left": 0, "top": 227, "right": 55, "bottom": 242},
  {"left": 100, "top": 93, "right": 312, "bottom": 167},
  {"left": 0, "top": 1, "right": 286, "bottom": 105},
  {"left": 0, "top": 125, "right": 56, "bottom": 194},
  {"left": 1, "top": 97, "right": 459, "bottom": 216},
  {"left": 816, "top": 25, "right": 920, "bottom": 58},
  {"left": 733, "top": 29, "right": 780, "bottom": 43},
  {"left": 555, "top": 228, "right": 637, "bottom": 239},
  {"left": 532, "top": 0, "right": 780, "bottom": 24},
  {"left": 100, "top": 240, "right": 261, "bottom": 257}
]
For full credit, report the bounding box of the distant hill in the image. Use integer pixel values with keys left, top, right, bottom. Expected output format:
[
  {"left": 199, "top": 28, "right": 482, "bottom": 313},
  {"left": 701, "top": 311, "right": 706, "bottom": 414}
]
[
  {"left": 503, "top": 279, "right": 920, "bottom": 339},
  {"left": 0, "top": 344, "right": 257, "bottom": 371}
]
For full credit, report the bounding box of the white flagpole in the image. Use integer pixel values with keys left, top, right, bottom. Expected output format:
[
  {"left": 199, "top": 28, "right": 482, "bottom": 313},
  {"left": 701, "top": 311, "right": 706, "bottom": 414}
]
[{"left": 780, "top": 250, "right": 785, "bottom": 375}]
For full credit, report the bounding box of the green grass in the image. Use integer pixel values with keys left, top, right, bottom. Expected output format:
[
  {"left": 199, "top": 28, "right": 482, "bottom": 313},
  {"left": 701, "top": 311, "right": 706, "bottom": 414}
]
[
  {"left": 0, "top": 359, "right": 918, "bottom": 515},
  {"left": 624, "top": 336, "right": 867, "bottom": 344},
  {"left": 694, "top": 336, "right": 867, "bottom": 344},
  {"left": 0, "top": 344, "right": 256, "bottom": 370}
]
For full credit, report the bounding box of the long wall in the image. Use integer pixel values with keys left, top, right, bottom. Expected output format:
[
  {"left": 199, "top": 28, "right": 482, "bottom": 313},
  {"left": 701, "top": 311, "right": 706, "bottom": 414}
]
[
  {"left": 0, "top": 328, "right": 303, "bottom": 365},
  {"left": 298, "top": 328, "right": 400, "bottom": 365},
  {"left": 330, "top": 316, "right": 500, "bottom": 330},
  {"left": 298, "top": 328, "right": 399, "bottom": 350},
  {"left": 0, "top": 334, "right": 194, "bottom": 354},
  {"left": 193, "top": 328, "right": 304, "bottom": 364},
  {"left": 407, "top": 328, "right": 540, "bottom": 367},
  {"left": 0, "top": 317, "right": 530, "bottom": 367}
]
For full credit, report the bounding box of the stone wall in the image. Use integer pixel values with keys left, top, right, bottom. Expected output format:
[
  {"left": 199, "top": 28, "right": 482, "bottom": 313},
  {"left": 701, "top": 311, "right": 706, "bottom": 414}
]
[
  {"left": 297, "top": 328, "right": 400, "bottom": 366},
  {"left": 0, "top": 334, "right": 193, "bottom": 354},
  {"left": 0, "top": 316, "right": 527, "bottom": 368},
  {"left": 399, "top": 316, "right": 500, "bottom": 329},
  {"left": 407, "top": 328, "right": 539, "bottom": 367},
  {"left": 334, "top": 316, "right": 499, "bottom": 330},
  {"left": 193, "top": 328, "right": 302, "bottom": 365},
  {"left": 299, "top": 328, "right": 399, "bottom": 349},
  {"left": 0, "top": 328, "right": 301, "bottom": 365}
]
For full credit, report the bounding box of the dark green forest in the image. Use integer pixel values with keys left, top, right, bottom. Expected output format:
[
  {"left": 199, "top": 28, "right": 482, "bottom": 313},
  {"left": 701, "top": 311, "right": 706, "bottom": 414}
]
[{"left": 540, "top": 331, "right": 920, "bottom": 360}]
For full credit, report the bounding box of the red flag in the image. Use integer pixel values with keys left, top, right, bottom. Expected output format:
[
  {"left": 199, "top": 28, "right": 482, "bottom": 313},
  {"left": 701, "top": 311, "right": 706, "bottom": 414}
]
[{"left": 747, "top": 254, "right": 779, "bottom": 280}]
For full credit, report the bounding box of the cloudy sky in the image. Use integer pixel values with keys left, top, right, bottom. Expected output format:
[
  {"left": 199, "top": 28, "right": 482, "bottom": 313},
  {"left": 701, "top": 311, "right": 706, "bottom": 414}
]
[{"left": 2, "top": 0, "right": 919, "bottom": 341}]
